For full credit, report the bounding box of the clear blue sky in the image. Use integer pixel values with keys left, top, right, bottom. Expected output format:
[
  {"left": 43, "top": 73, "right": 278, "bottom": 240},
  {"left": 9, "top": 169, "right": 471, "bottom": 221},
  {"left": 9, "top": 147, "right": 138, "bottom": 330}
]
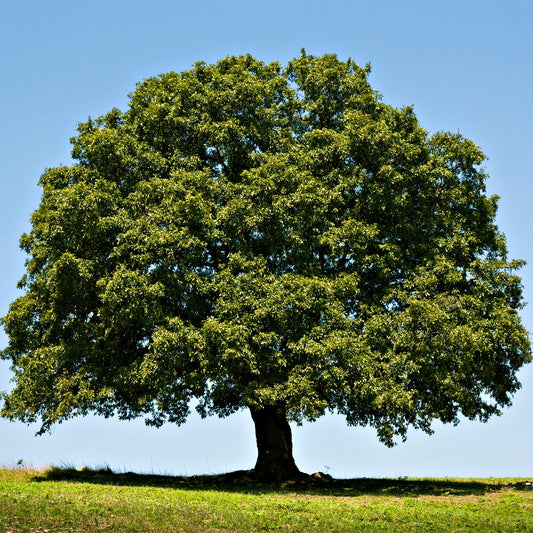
[{"left": 1, "top": 0, "right": 532, "bottom": 478}]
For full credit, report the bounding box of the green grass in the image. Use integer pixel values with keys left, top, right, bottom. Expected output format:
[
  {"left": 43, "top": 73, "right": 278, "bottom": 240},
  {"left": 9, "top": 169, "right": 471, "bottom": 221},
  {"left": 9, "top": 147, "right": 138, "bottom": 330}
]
[{"left": 1, "top": 467, "right": 532, "bottom": 532}]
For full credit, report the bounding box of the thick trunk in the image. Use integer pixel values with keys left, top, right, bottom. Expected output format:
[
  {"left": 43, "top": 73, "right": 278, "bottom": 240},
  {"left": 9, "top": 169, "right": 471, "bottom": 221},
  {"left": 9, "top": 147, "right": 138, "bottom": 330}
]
[{"left": 249, "top": 404, "right": 302, "bottom": 482}]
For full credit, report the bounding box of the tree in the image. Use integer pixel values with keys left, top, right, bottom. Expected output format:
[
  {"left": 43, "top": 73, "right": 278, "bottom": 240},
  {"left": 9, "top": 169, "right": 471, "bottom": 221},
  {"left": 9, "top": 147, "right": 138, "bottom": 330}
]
[{"left": 1, "top": 52, "right": 531, "bottom": 481}]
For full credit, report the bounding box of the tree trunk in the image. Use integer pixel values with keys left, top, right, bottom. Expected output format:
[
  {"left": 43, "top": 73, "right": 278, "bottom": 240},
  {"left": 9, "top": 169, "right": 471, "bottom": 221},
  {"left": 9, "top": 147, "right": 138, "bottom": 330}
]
[{"left": 249, "top": 404, "right": 302, "bottom": 482}]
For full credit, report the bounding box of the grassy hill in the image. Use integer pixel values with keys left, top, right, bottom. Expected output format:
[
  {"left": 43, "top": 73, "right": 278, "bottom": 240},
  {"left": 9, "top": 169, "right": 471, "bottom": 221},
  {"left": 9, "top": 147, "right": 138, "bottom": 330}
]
[{"left": 1, "top": 467, "right": 532, "bottom": 532}]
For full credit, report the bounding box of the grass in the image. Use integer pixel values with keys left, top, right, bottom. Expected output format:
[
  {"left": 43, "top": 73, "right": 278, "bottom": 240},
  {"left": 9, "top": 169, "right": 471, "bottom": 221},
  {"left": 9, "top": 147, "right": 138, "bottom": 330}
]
[{"left": 1, "top": 466, "right": 532, "bottom": 532}]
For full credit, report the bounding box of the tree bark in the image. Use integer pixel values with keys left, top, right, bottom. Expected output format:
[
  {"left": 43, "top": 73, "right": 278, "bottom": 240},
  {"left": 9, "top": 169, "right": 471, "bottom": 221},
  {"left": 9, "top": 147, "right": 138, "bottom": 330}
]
[{"left": 249, "top": 404, "right": 302, "bottom": 482}]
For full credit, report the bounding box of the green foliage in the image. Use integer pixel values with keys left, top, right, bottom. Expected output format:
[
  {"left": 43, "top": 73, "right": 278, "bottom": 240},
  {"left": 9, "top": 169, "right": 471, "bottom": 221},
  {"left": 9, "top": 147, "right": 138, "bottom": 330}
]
[{"left": 1, "top": 52, "right": 530, "bottom": 444}]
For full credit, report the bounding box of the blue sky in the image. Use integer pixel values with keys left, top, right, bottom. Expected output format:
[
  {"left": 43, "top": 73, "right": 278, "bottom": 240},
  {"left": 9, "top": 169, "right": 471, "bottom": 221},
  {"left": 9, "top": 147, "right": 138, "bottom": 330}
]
[{"left": 1, "top": 0, "right": 532, "bottom": 478}]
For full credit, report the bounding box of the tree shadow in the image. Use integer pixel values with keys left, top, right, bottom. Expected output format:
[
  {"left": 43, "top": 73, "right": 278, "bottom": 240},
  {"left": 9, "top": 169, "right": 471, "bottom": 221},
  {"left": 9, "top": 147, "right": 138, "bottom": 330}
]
[{"left": 32, "top": 467, "right": 527, "bottom": 497}]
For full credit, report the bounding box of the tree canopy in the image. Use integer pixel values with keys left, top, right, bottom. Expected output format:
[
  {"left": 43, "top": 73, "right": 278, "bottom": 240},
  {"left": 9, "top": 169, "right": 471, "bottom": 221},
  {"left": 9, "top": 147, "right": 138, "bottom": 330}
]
[{"left": 1, "top": 52, "right": 530, "bottom": 480}]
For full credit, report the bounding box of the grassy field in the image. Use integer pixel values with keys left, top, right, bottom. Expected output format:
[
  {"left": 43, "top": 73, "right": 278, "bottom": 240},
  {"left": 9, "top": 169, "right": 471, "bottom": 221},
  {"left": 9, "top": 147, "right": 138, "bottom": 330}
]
[{"left": 1, "top": 467, "right": 532, "bottom": 532}]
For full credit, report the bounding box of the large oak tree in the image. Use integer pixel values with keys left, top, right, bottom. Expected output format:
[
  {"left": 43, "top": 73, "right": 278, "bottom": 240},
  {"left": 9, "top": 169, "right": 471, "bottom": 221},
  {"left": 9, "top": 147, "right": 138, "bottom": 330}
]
[{"left": 1, "top": 52, "right": 530, "bottom": 481}]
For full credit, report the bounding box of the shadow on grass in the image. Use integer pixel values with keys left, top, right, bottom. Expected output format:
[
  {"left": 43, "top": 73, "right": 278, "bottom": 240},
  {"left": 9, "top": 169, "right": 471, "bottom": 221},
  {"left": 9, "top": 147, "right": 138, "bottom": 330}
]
[{"left": 31, "top": 467, "right": 523, "bottom": 497}]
